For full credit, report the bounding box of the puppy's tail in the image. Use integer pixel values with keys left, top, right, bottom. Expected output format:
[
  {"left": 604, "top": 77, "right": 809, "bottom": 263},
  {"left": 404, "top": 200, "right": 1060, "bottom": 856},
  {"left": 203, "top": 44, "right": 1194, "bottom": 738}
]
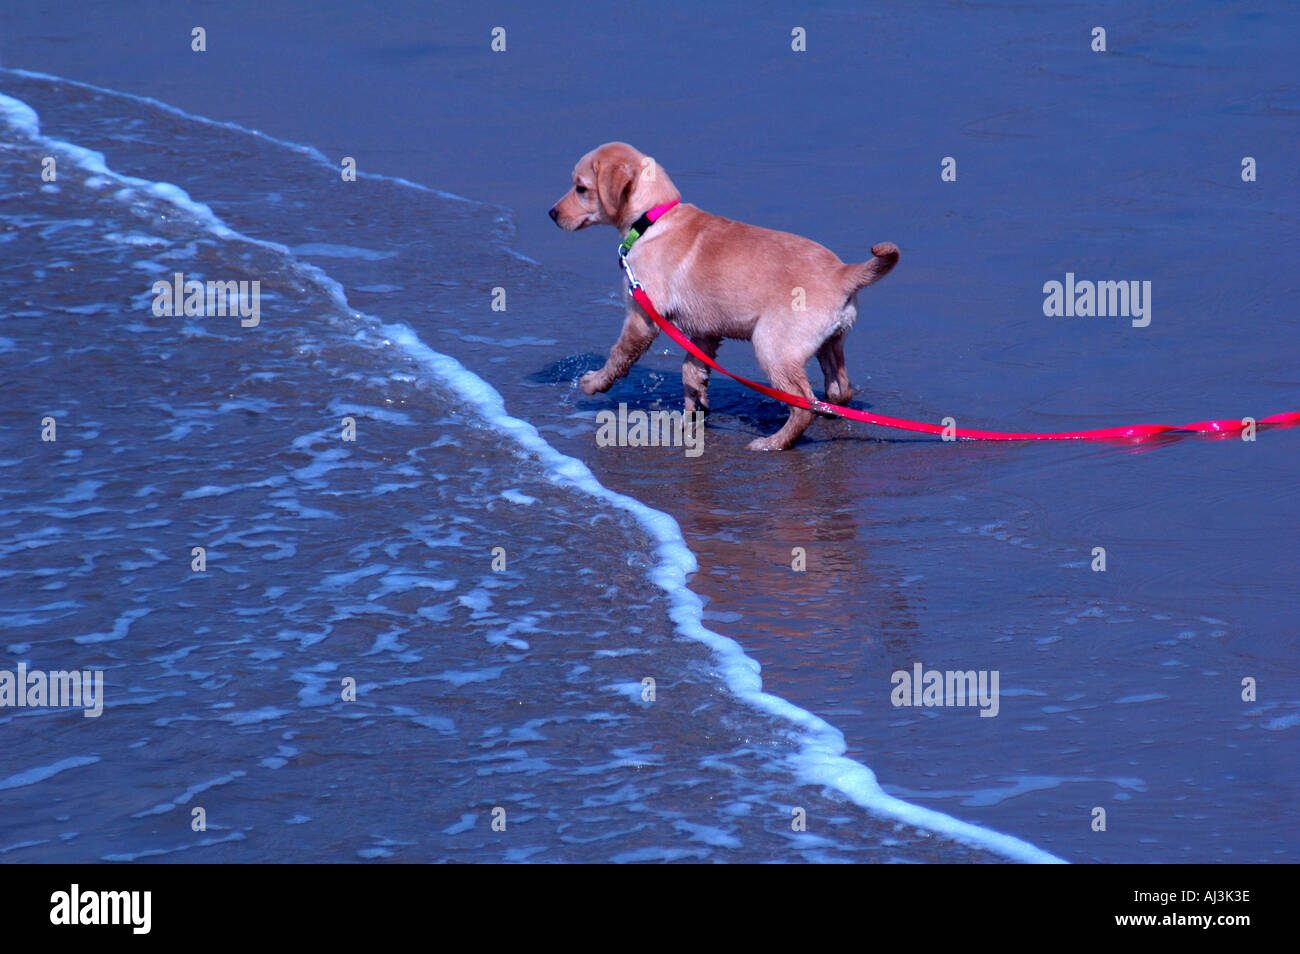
[{"left": 844, "top": 242, "right": 899, "bottom": 291}]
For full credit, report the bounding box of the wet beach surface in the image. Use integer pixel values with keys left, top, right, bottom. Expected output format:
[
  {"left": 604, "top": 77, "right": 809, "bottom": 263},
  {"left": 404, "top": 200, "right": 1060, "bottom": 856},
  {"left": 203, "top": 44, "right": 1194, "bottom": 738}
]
[{"left": 2, "top": 1, "right": 1297, "bottom": 861}]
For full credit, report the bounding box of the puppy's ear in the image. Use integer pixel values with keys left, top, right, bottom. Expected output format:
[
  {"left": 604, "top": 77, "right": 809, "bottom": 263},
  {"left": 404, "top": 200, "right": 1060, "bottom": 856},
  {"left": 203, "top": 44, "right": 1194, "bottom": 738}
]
[{"left": 596, "top": 158, "right": 636, "bottom": 221}]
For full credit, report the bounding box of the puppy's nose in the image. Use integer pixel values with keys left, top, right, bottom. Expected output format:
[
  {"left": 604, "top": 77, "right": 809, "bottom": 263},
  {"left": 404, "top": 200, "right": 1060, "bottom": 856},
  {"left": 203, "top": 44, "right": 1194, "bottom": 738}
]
[{"left": 548, "top": 207, "right": 559, "bottom": 222}]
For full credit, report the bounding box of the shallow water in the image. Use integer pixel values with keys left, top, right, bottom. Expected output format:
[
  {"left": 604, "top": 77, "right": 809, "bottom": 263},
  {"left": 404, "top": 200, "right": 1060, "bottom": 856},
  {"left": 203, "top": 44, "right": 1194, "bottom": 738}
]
[
  {"left": 2, "top": 0, "right": 1297, "bottom": 863},
  {"left": 0, "top": 72, "right": 1035, "bottom": 863}
]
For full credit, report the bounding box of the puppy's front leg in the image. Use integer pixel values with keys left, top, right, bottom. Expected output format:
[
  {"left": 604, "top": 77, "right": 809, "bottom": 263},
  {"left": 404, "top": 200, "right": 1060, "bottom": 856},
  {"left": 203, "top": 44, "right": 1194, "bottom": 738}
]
[
  {"left": 682, "top": 335, "right": 720, "bottom": 417},
  {"left": 579, "top": 306, "right": 659, "bottom": 394}
]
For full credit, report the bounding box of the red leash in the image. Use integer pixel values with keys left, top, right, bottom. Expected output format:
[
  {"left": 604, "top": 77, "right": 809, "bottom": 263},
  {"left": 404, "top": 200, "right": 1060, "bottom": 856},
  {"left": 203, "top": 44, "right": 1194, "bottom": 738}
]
[{"left": 616, "top": 226, "right": 1298, "bottom": 440}]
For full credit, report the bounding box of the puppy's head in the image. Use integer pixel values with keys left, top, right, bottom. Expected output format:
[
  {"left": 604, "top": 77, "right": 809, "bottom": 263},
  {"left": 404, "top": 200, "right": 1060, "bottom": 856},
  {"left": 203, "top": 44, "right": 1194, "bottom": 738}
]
[{"left": 549, "top": 142, "right": 675, "bottom": 232}]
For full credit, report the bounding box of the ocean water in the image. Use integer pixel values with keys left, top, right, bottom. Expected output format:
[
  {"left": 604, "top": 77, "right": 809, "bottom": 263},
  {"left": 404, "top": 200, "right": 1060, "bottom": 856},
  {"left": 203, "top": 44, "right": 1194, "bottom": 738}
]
[
  {"left": 0, "top": 71, "right": 1059, "bottom": 863},
  {"left": 2, "top": 0, "right": 1297, "bottom": 865}
]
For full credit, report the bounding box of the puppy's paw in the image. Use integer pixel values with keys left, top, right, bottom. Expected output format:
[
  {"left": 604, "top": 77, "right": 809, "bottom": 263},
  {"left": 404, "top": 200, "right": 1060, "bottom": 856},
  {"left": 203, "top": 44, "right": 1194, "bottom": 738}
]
[
  {"left": 579, "top": 371, "right": 611, "bottom": 395},
  {"left": 825, "top": 382, "right": 855, "bottom": 406},
  {"left": 746, "top": 437, "right": 780, "bottom": 452}
]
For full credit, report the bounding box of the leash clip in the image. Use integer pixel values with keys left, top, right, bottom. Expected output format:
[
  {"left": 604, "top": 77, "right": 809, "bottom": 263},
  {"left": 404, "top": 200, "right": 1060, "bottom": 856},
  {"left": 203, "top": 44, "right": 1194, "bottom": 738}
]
[{"left": 617, "top": 245, "right": 643, "bottom": 292}]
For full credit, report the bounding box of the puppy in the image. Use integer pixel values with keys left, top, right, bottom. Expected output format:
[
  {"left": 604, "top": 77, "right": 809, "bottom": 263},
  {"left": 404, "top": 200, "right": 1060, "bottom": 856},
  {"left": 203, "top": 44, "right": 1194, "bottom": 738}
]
[{"left": 550, "top": 142, "right": 898, "bottom": 451}]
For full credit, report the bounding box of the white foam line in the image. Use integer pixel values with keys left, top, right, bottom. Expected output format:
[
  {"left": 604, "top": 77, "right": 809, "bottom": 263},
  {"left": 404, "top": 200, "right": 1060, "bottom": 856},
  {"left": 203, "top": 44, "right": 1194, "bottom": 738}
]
[
  {"left": 0, "top": 81, "right": 1065, "bottom": 864},
  {"left": 0, "top": 755, "right": 100, "bottom": 791},
  {"left": 1, "top": 68, "right": 492, "bottom": 208},
  {"left": 381, "top": 328, "right": 1063, "bottom": 865}
]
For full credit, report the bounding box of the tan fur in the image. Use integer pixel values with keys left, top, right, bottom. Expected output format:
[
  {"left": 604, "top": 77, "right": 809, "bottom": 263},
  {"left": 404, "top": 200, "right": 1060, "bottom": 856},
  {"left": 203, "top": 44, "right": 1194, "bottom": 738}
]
[{"left": 550, "top": 142, "right": 898, "bottom": 451}]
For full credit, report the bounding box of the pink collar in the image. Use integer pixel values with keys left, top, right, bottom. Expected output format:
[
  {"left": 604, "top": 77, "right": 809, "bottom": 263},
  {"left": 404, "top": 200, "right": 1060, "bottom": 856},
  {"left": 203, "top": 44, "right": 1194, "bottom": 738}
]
[
  {"left": 646, "top": 199, "right": 679, "bottom": 221},
  {"left": 620, "top": 199, "right": 680, "bottom": 254}
]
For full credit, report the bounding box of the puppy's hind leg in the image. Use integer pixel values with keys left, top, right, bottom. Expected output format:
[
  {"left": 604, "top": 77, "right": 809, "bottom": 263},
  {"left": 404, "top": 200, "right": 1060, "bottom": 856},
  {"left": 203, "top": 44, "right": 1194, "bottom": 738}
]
[
  {"left": 747, "top": 323, "right": 819, "bottom": 451},
  {"left": 746, "top": 333, "right": 818, "bottom": 451},
  {"left": 747, "top": 362, "right": 815, "bottom": 451},
  {"left": 816, "top": 329, "right": 854, "bottom": 406}
]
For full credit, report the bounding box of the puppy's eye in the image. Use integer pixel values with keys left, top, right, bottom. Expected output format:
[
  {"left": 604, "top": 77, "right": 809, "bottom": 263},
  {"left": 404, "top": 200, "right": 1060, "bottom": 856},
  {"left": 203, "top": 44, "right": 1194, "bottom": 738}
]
[{"left": 575, "top": 185, "right": 587, "bottom": 194}]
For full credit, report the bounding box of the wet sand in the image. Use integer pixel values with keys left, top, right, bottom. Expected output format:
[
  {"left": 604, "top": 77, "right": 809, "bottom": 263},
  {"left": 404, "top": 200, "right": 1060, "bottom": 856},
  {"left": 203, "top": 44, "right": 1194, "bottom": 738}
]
[{"left": 4, "top": 0, "right": 1297, "bottom": 862}]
